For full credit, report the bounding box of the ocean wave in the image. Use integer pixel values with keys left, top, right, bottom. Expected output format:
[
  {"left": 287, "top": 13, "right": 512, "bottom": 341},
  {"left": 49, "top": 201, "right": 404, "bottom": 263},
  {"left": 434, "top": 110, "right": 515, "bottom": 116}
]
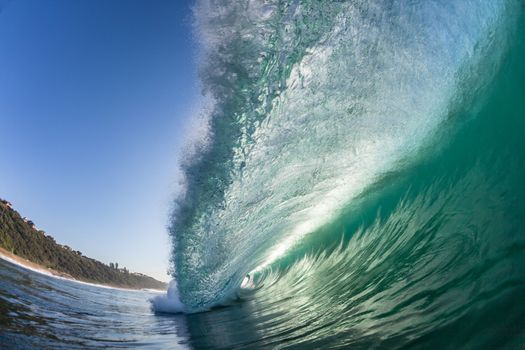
[{"left": 156, "top": 0, "right": 519, "bottom": 313}]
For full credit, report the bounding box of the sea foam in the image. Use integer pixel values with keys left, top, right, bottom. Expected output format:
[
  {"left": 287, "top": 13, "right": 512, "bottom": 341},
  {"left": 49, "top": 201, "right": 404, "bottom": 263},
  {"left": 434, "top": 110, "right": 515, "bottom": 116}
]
[{"left": 150, "top": 280, "right": 187, "bottom": 313}]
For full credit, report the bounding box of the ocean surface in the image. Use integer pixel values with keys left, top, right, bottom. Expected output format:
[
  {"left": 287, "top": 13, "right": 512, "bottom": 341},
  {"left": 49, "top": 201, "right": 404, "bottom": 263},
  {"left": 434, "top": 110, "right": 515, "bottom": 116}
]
[{"left": 3, "top": 0, "right": 525, "bottom": 349}]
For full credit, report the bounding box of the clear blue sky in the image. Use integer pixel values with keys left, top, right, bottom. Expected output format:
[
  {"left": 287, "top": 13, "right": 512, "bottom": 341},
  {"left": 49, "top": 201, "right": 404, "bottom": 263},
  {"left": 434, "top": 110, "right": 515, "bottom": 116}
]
[{"left": 0, "top": 0, "right": 197, "bottom": 281}]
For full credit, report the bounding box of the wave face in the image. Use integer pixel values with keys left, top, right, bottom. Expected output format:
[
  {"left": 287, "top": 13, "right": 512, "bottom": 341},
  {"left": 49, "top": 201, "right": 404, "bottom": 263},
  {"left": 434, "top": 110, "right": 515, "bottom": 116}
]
[{"left": 154, "top": 4, "right": 525, "bottom": 345}]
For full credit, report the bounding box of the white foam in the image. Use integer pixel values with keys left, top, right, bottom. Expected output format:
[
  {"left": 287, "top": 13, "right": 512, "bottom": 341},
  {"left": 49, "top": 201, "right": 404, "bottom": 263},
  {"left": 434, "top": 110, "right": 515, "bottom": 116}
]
[{"left": 150, "top": 280, "right": 187, "bottom": 313}]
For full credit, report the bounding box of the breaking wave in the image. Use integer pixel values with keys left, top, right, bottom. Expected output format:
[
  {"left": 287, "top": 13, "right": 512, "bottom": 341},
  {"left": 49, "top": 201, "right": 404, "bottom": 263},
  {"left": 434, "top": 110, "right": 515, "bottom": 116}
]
[{"left": 151, "top": 3, "right": 525, "bottom": 347}]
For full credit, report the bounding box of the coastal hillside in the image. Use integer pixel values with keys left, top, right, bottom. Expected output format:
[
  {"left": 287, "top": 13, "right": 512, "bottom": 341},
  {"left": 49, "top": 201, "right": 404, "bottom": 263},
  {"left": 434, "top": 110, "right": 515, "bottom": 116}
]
[{"left": 0, "top": 199, "right": 166, "bottom": 290}]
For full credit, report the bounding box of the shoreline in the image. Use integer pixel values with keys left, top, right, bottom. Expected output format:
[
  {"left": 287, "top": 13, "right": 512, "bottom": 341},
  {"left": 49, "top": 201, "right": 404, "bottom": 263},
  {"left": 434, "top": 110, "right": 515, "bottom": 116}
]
[{"left": 0, "top": 247, "right": 164, "bottom": 293}]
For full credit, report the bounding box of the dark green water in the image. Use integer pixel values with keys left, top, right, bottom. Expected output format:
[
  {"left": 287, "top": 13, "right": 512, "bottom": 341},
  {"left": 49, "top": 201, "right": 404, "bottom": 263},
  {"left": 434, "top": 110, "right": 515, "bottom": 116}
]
[{"left": 250, "top": 19, "right": 525, "bottom": 348}]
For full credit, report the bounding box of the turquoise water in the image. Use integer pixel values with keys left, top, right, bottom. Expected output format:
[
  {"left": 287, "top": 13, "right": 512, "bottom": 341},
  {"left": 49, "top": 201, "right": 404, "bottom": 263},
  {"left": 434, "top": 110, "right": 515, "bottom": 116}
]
[{"left": 2, "top": 0, "right": 525, "bottom": 348}]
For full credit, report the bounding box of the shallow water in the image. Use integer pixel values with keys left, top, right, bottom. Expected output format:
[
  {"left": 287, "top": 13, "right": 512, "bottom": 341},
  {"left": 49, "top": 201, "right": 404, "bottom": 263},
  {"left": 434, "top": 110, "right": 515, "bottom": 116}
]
[{"left": 0, "top": 259, "right": 190, "bottom": 349}]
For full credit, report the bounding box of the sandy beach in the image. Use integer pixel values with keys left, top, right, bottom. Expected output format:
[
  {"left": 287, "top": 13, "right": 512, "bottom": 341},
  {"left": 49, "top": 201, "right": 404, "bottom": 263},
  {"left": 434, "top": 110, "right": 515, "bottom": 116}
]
[
  {"left": 0, "top": 247, "right": 164, "bottom": 292},
  {"left": 0, "top": 247, "right": 74, "bottom": 279}
]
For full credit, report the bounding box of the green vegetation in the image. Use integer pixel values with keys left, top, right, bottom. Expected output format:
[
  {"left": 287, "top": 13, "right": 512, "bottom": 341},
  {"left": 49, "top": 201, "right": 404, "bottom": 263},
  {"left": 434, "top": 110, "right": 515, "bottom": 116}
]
[{"left": 0, "top": 199, "right": 166, "bottom": 290}]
